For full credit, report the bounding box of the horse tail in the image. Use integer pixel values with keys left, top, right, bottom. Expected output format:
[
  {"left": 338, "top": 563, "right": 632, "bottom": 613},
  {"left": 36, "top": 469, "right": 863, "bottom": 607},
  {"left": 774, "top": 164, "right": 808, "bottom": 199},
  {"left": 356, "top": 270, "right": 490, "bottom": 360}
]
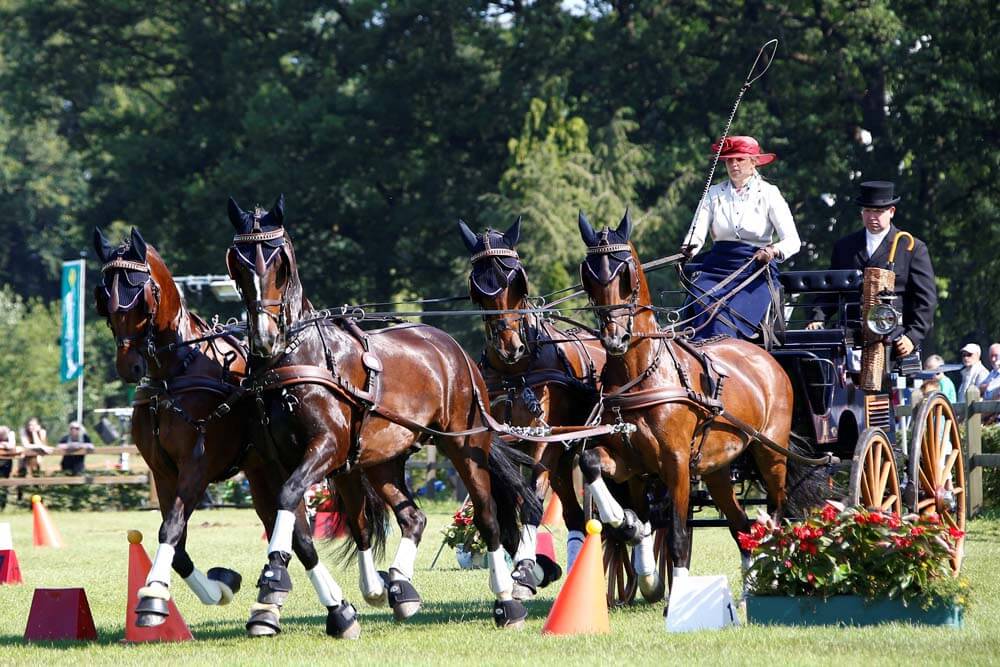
[
  {"left": 487, "top": 437, "right": 543, "bottom": 556},
  {"left": 333, "top": 474, "right": 390, "bottom": 566},
  {"left": 782, "top": 434, "right": 834, "bottom": 519}
]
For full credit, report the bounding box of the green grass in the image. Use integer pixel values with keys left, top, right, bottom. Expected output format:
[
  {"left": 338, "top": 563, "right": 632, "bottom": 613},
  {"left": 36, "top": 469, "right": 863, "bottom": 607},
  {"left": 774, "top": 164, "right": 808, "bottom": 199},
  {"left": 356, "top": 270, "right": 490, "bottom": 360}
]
[{"left": 1, "top": 505, "right": 999, "bottom": 666}]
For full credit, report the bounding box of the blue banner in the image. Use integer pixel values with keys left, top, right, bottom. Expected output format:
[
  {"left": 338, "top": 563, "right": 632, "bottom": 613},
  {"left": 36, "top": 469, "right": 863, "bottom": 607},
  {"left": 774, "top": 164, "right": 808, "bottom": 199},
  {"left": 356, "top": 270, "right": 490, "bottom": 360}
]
[{"left": 59, "top": 259, "right": 85, "bottom": 382}]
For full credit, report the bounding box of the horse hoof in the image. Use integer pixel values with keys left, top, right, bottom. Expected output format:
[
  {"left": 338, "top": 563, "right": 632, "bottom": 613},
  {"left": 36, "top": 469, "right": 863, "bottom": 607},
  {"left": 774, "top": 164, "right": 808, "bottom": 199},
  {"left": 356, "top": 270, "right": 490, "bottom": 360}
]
[
  {"left": 493, "top": 599, "right": 527, "bottom": 629},
  {"left": 135, "top": 613, "right": 166, "bottom": 628},
  {"left": 639, "top": 573, "right": 665, "bottom": 603},
  {"left": 326, "top": 601, "right": 361, "bottom": 639},
  {"left": 387, "top": 579, "right": 421, "bottom": 621},
  {"left": 536, "top": 554, "right": 563, "bottom": 588},
  {"left": 246, "top": 608, "right": 281, "bottom": 637},
  {"left": 135, "top": 596, "right": 169, "bottom": 626},
  {"left": 363, "top": 589, "right": 388, "bottom": 607},
  {"left": 510, "top": 560, "right": 538, "bottom": 601},
  {"left": 207, "top": 567, "right": 243, "bottom": 600}
]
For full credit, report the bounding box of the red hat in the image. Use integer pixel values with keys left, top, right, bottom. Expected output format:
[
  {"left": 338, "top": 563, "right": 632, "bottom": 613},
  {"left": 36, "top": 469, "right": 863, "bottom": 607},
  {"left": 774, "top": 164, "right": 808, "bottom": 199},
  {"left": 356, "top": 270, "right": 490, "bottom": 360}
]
[{"left": 711, "top": 136, "right": 776, "bottom": 166}]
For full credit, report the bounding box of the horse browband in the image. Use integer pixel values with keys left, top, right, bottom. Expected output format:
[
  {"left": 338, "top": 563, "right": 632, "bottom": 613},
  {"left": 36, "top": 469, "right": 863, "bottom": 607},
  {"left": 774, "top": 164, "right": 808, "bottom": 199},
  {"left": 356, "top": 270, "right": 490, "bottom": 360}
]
[
  {"left": 102, "top": 258, "right": 150, "bottom": 273},
  {"left": 233, "top": 228, "right": 284, "bottom": 244},
  {"left": 587, "top": 243, "right": 630, "bottom": 255},
  {"left": 469, "top": 247, "right": 518, "bottom": 263}
]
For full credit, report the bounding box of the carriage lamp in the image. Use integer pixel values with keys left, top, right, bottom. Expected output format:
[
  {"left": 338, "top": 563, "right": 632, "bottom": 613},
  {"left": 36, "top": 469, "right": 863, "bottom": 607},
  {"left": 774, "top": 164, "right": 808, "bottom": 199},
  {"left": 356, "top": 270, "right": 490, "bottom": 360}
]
[{"left": 865, "top": 301, "right": 900, "bottom": 337}]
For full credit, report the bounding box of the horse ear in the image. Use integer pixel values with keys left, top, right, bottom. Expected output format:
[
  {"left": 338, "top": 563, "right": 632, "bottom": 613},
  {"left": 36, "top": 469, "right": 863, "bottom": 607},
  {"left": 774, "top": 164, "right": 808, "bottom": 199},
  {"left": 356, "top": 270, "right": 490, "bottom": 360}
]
[
  {"left": 503, "top": 215, "right": 522, "bottom": 247},
  {"left": 578, "top": 211, "right": 598, "bottom": 246},
  {"left": 130, "top": 227, "right": 148, "bottom": 262},
  {"left": 228, "top": 197, "right": 248, "bottom": 231},
  {"left": 457, "top": 219, "right": 479, "bottom": 253},
  {"left": 616, "top": 208, "right": 633, "bottom": 240},
  {"left": 93, "top": 227, "right": 115, "bottom": 263},
  {"left": 271, "top": 194, "right": 285, "bottom": 225}
]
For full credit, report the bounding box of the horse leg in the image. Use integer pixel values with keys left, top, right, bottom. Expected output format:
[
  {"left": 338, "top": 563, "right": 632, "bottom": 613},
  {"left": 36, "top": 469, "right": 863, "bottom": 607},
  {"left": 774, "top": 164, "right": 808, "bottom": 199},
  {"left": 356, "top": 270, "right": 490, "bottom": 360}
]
[
  {"left": 510, "top": 444, "right": 549, "bottom": 600},
  {"left": 439, "top": 433, "right": 525, "bottom": 629},
  {"left": 626, "top": 479, "right": 664, "bottom": 603},
  {"left": 138, "top": 460, "right": 242, "bottom": 626},
  {"left": 248, "top": 435, "right": 358, "bottom": 640},
  {"left": 553, "top": 448, "right": 586, "bottom": 570},
  {"left": 578, "top": 445, "right": 644, "bottom": 544},
  {"left": 702, "top": 467, "right": 754, "bottom": 575},
  {"left": 366, "top": 460, "right": 424, "bottom": 620},
  {"left": 660, "top": 453, "right": 692, "bottom": 591}
]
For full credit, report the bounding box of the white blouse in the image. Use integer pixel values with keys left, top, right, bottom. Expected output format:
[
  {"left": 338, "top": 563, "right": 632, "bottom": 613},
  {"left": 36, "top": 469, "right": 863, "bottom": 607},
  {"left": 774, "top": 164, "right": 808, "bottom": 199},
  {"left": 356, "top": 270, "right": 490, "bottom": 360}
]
[{"left": 684, "top": 175, "right": 801, "bottom": 262}]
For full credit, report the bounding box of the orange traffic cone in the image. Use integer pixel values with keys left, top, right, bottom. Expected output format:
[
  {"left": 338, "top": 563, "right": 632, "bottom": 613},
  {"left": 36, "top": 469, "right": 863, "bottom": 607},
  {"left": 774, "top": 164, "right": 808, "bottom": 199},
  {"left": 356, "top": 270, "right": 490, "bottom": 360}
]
[
  {"left": 541, "top": 493, "right": 563, "bottom": 528},
  {"left": 125, "top": 530, "right": 193, "bottom": 642},
  {"left": 31, "top": 495, "right": 62, "bottom": 548},
  {"left": 541, "top": 519, "right": 610, "bottom": 635}
]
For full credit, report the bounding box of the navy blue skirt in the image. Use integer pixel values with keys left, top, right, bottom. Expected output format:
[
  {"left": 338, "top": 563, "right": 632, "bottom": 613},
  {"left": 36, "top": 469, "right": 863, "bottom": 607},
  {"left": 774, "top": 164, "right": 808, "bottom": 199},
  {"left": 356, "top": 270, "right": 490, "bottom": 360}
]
[{"left": 685, "top": 241, "right": 778, "bottom": 340}]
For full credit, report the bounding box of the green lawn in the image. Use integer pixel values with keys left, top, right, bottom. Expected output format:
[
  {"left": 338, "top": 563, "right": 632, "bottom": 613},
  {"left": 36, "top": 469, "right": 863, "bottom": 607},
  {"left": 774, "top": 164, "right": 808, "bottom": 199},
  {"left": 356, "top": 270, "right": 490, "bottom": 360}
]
[{"left": 1, "top": 503, "right": 998, "bottom": 666}]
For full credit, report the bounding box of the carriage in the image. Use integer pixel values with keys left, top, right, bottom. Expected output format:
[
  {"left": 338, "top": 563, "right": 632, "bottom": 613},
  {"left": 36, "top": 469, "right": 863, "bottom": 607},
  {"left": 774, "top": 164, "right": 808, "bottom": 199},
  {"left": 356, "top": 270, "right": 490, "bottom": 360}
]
[{"left": 595, "top": 262, "right": 967, "bottom": 606}]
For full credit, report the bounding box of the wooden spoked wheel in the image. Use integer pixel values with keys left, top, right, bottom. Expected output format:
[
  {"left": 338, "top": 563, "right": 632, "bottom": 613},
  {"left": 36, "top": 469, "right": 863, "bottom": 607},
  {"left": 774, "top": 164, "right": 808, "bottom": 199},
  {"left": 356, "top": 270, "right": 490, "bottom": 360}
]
[
  {"left": 602, "top": 535, "right": 638, "bottom": 607},
  {"left": 848, "top": 427, "right": 902, "bottom": 514},
  {"left": 908, "top": 393, "right": 966, "bottom": 573}
]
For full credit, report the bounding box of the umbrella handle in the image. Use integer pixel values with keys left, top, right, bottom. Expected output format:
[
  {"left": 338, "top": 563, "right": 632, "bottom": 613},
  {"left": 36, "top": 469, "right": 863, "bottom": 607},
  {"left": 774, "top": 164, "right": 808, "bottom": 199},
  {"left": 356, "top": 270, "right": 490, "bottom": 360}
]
[{"left": 888, "top": 231, "right": 915, "bottom": 264}]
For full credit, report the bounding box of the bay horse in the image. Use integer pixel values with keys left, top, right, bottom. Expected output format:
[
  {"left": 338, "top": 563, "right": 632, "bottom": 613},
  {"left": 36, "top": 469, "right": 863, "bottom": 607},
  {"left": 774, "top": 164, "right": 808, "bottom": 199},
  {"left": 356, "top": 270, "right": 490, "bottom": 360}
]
[
  {"left": 93, "top": 227, "right": 324, "bottom": 628},
  {"left": 575, "top": 211, "right": 823, "bottom": 591},
  {"left": 458, "top": 218, "right": 667, "bottom": 599},
  {"left": 225, "top": 196, "right": 540, "bottom": 636}
]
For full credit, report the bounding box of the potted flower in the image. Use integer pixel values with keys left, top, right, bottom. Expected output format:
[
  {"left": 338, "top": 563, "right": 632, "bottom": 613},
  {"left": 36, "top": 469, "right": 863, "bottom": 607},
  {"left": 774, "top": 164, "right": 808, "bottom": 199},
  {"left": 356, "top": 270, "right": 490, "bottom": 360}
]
[
  {"left": 305, "top": 481, "right": 347, "bottom": 539},
  {"left": 443, "top": 501, "right": 487, "bottom": 569},
  {"left": 742, "top": 502, "right": 969, "bottom": 627}
]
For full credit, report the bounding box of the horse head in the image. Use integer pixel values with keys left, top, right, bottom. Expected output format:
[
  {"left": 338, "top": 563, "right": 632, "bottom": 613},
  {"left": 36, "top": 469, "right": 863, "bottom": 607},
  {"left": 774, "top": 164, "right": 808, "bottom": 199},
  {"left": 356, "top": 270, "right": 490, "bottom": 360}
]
[
  {"left": 93, "top": 227, "right": 182, "bottom": 381},
  {"left": 458, "top": 216, "right": 531, "bottom": 365},
  {"left": 225, "top": 194, "right": 303, "bottom": 358},
  {"left": 577, "top": 209, "right": 652, "bottom": 356}
]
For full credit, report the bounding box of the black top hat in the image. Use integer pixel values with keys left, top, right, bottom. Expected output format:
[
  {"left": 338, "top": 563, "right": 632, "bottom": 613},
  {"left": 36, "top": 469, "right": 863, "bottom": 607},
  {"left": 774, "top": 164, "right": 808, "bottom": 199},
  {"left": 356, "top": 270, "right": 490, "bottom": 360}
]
[{"left": 855, "top": 181, "right": 901, "bottom": 208}]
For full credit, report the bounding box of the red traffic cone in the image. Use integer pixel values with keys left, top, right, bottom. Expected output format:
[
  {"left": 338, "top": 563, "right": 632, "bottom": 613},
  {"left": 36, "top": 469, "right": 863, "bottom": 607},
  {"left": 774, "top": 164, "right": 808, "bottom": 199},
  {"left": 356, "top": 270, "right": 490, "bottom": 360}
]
[
  {"left": 24, "top": 588, "right": 97, "bottom": 641},
  {"left": 125, "top": 530, "right": 193, "bottom": 642},
  {"left": 541, "top": 493, "right": 563, "bottom": 528},
  {"left": 0, "top": 549, "right": 22, "bottom": 585},
  {"left": 541, "top": 520, "right": 610, "bottom": 635},
  {"left": 31, "top": 495, "right": 62, "bottom": 548}
]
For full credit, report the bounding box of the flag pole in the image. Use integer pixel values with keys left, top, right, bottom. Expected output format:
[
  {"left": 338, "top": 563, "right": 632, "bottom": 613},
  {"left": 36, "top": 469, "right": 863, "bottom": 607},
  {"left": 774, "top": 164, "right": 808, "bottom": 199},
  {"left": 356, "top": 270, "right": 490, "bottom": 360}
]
[{"left": 77, "top": 251, "right": 86, "bottom": 424}]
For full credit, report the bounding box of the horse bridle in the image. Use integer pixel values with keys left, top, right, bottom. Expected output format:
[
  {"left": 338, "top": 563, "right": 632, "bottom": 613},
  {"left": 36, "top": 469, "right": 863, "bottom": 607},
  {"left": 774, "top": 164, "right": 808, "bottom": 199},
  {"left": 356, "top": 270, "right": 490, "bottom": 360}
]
[
  {"left": 582, "top": 237, "right": 642, "bottom": 344},
  {"left": 226, "top": 216, "right": 294, "bottom": 357},
  {"left": 98, "top": 258, "right": 163, "bottom": 366},
  {"left": 469, "top": 235, "right": 532, "bottom": 360}
]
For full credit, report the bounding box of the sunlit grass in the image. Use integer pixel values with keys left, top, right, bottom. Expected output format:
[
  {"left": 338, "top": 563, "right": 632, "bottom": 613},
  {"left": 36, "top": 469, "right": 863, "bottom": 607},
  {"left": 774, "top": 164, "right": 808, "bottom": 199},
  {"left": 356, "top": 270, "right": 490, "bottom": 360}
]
[{"left": 0, "top": 505, "right": 998, "bottom": 666}]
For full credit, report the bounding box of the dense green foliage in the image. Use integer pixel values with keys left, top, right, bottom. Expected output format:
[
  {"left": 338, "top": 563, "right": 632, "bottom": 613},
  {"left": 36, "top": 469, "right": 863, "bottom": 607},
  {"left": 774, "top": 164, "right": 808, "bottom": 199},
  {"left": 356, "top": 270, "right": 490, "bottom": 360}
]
[{"left": 0, "top": 1, "right": 997, "bottom": 424}]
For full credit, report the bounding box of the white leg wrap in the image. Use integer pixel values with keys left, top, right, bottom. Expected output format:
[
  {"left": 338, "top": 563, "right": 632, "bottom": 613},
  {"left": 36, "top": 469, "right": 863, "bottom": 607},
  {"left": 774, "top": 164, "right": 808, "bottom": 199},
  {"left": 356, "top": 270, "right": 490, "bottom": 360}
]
[
  {"left": 632, "top": 524, "right": 656, "bottom": 576},
  {"left": 184, "top": 568, "right": 224, "bottom": 605},
  {"left": 358, "top": 549, "right": 385, "bottom": 600},
  {"left": 146, "top": 543, "right": 175, "bottom": 587},
  {"left": 566, "top": 531, "right": 584, "bottom": 571},
  {"left": 266, "top": 509, "right": 296, "bottom": 556},
  {"left": 137, "top": 583, "right": 171, "bottom": 601},
  {"left": 307, "top": 563, "right": 344, "bottom": 608},
  {"left": 488, "top": 548, "right": 514, "bottom": 600},
  {"left": 587, "top": 478, "right": 625, "bottom": 526},
  {"left": 513, "top": 524, "right": 537, "bottom": 564},
  {"left": 389, "top": 537, "right": 417, "bottom": 581},
  {"left": 672, "top": 567, "right": 689, "bottom": 579}
]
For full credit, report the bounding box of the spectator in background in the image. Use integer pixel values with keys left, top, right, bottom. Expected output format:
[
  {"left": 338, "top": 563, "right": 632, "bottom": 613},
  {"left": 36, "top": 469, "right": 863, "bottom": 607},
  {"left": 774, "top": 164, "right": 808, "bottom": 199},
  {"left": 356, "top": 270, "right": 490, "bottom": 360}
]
[
  {"left": 979, "top": 343, "right": 1000, "bottom": 401},
  {"left": 57, "top": 421, "right": 93, "bottom": 475},
  {"left": 0, "top": 424, "right": 17, "bottom": 510},
  {"left": 958, "top": 343, "right": 989, "bottom": 401},
  {"left": 18, "top": 417, "right": 49, "bottom": 477},
  {"left": 922, "top": 354, "right": 957, "bottom": 404}
]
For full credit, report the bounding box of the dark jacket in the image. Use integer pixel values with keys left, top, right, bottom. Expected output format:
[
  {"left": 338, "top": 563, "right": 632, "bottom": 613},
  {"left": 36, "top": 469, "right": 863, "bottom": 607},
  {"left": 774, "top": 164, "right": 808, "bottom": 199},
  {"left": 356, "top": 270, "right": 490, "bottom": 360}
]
[{"left": 812, "top": 224, "right": 937, "bottom": 347}]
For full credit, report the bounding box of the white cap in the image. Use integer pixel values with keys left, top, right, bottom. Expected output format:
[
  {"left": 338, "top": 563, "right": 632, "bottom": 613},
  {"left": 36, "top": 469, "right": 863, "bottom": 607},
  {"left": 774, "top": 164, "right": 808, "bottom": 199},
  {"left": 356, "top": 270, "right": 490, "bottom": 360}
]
[{"left": 960, "top": 343, "right": 980, "bottom": 356}]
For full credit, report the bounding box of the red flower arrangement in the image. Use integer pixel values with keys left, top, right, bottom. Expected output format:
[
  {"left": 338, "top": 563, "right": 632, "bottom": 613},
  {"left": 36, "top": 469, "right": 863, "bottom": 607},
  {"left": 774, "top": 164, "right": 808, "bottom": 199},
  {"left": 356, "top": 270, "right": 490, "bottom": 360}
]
[
  {"left": 742, "top": 502, "right": 970, "bottom": 608},
  {"left": 442, "top": 501, "right": 486, "bottom": 555},
  {"left": 305, "top": 482, "right": 336, "bottom": 513}
]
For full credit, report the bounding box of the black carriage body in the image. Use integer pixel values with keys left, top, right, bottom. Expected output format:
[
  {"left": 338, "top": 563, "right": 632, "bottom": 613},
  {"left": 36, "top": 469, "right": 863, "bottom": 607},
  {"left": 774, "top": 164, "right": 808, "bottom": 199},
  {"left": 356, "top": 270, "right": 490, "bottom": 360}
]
[{"left": 773, "top": 269, "right": 897, "bottom": 456}]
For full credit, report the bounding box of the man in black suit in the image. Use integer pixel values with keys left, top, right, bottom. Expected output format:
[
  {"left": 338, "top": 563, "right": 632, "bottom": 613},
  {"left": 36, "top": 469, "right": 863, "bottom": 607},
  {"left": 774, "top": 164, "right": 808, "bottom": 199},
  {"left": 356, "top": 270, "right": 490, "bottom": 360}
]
[{"left": 808, "top": 181, "right": 937, "bottom": 357}]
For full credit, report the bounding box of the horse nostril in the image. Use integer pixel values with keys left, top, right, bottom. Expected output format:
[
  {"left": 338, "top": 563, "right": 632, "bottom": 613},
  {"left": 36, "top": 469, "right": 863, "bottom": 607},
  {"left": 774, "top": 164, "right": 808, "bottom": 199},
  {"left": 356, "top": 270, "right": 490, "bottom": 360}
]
[{"left": 515, "top": 344, "right": 526, "bottom": 358}]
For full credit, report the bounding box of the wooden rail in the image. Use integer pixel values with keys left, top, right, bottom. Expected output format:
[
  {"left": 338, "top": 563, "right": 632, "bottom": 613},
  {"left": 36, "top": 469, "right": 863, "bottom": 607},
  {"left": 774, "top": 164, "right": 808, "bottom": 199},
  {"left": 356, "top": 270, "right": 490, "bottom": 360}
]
[{"left": 0, "top": 474, "right": 148, "bottom": 488}]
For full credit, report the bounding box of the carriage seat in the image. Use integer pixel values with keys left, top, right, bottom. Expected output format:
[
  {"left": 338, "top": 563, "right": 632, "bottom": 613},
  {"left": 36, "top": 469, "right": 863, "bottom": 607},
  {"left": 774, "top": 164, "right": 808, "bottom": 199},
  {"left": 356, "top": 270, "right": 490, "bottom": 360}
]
[{"left": 778, "top": 270, "right": 863, "bottom": 294}]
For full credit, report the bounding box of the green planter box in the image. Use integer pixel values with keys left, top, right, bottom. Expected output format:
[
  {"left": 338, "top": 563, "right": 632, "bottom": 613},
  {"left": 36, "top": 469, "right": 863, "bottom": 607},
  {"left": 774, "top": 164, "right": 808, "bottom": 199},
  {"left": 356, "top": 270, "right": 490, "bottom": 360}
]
[{"left": 746, "top": 595, "right": 963, "bottom": 627}]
